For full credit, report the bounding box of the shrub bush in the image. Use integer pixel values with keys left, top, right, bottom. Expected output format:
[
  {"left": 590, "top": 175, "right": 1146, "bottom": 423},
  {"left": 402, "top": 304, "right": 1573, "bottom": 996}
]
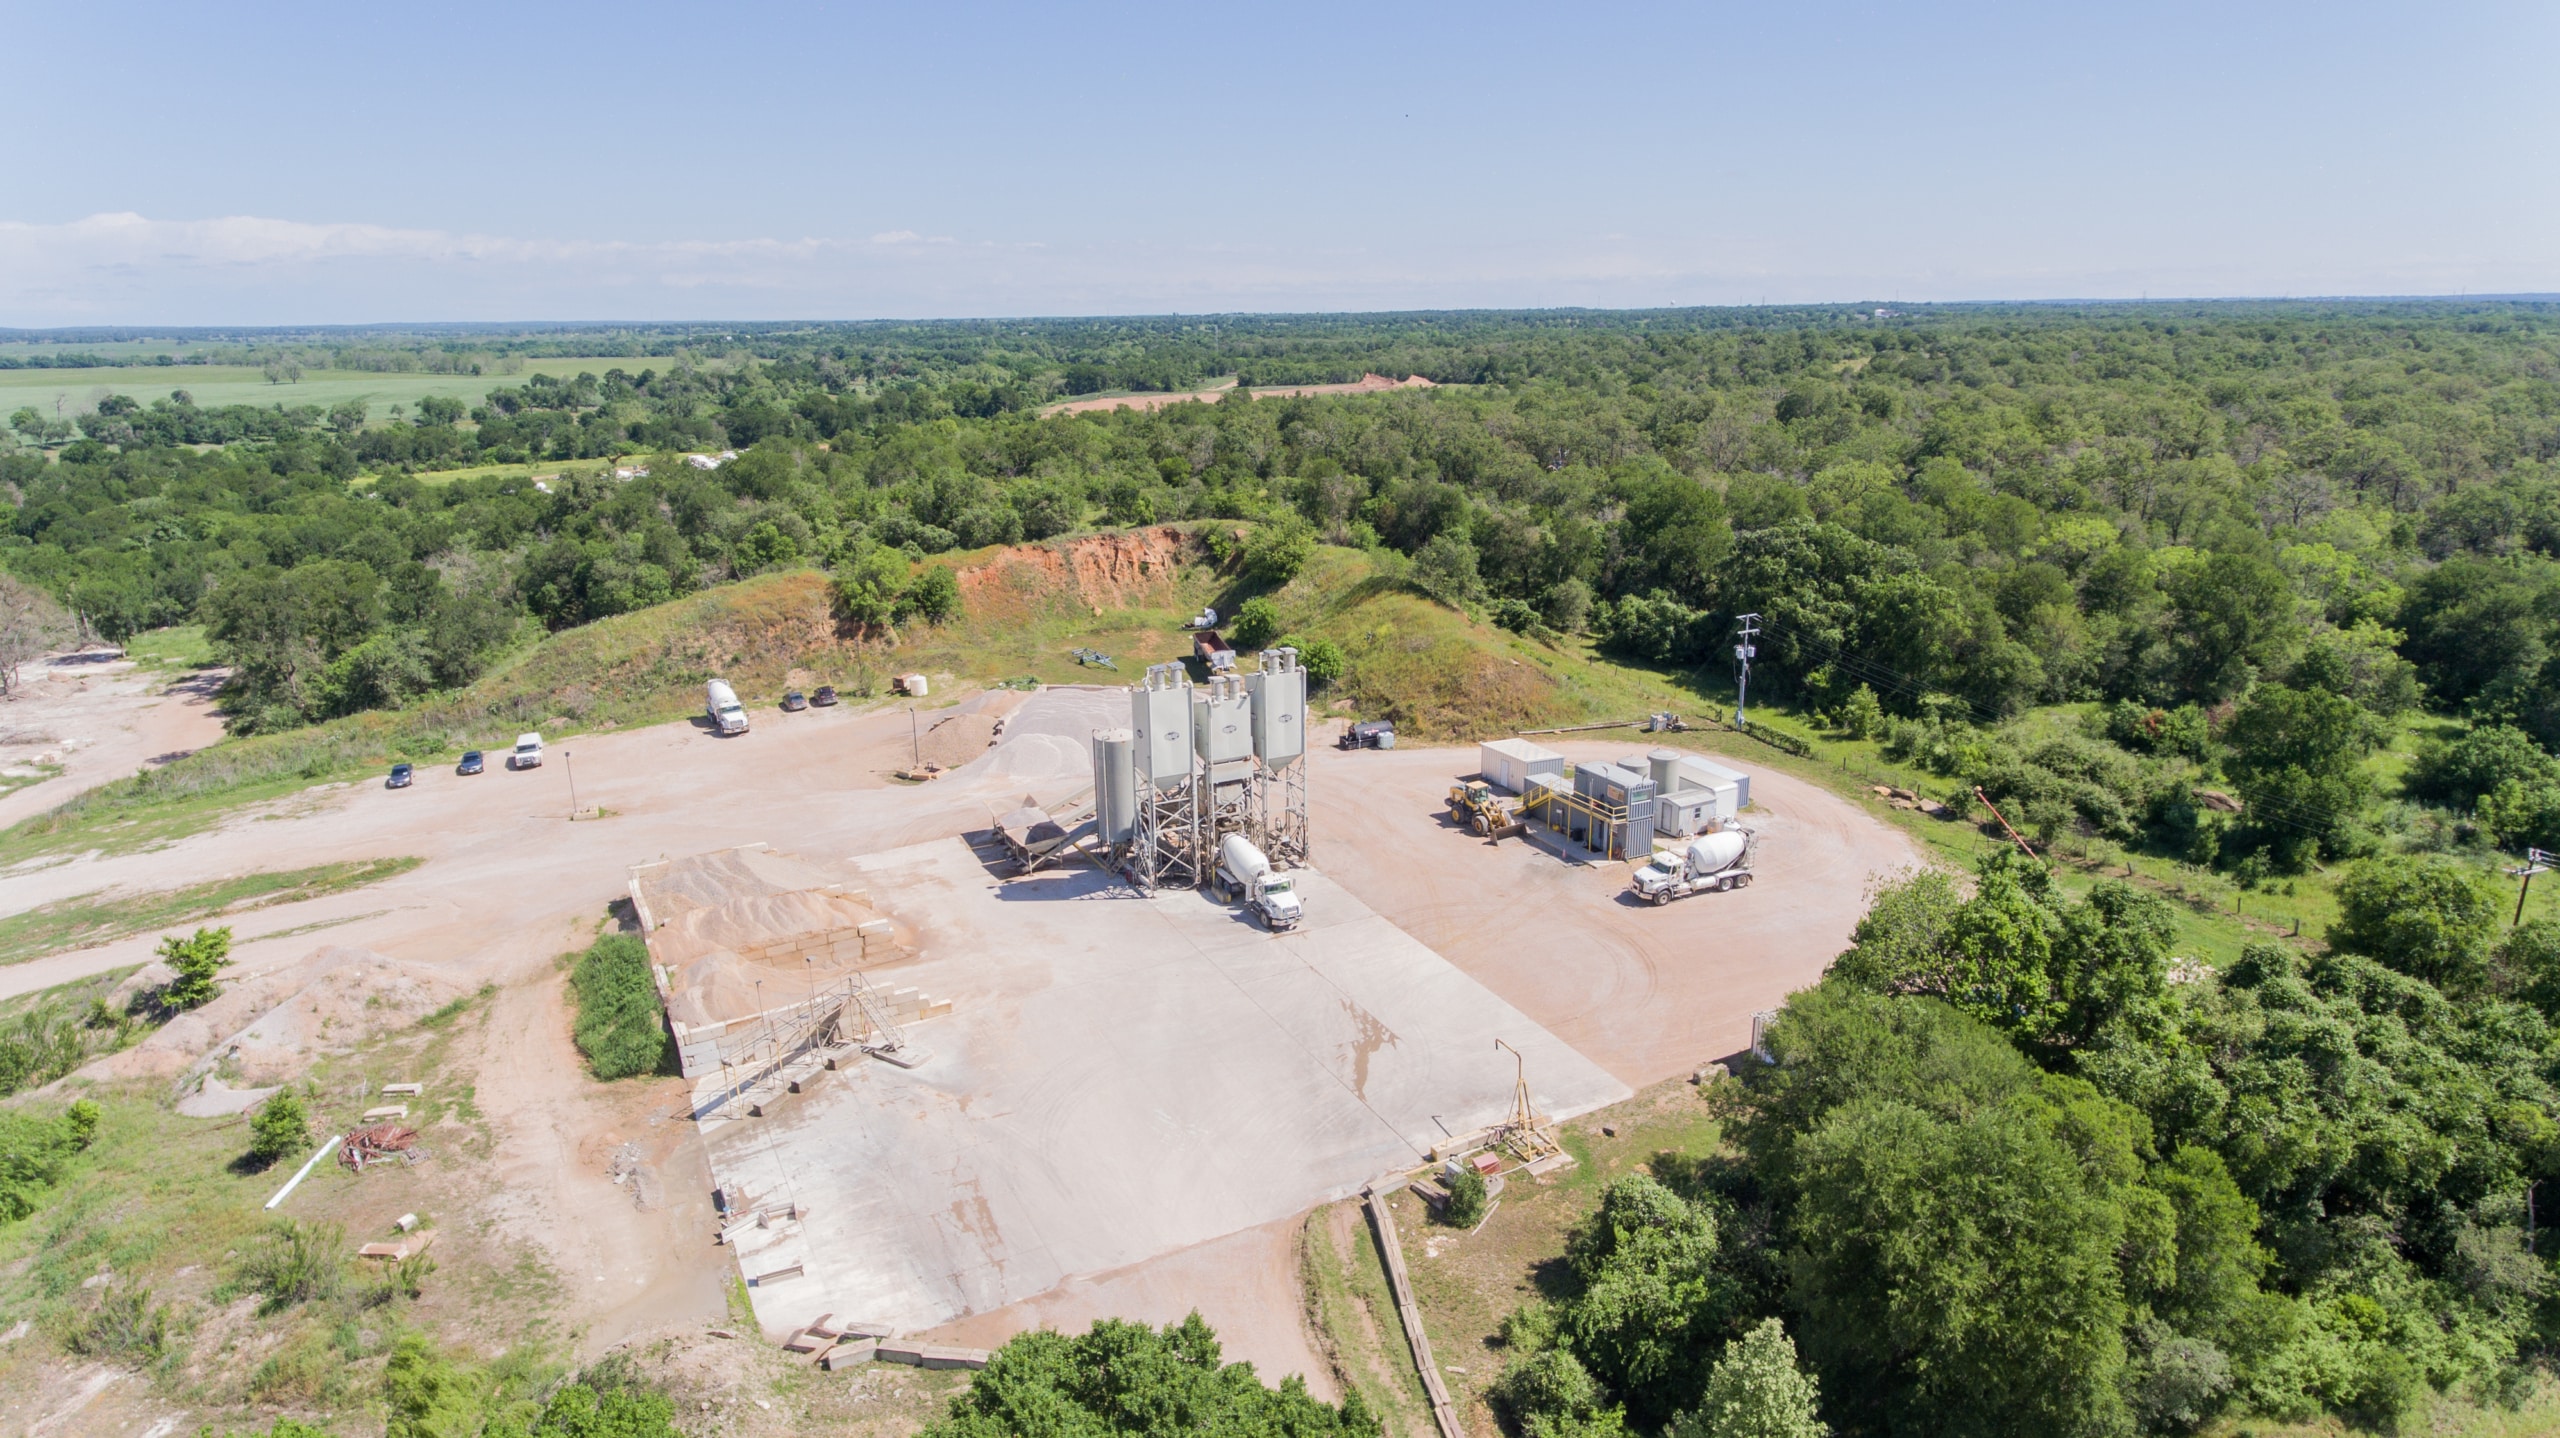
[
  {"left": 569, "top": 935, "right": 673, "bottom": 1080},
  {"left": 1443, "top": 1165, "right": 1488, "bottom": 1226},
  {"left": 248, "top": 1091, "right": 308, "bottom": 1168}
]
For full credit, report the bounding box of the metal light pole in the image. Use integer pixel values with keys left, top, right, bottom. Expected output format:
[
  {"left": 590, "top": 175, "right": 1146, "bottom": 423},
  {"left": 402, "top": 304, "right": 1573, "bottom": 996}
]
[
  {"left": 909, "top": 705, "right": 920, "bottom": 768},
  {"left": 1732, "top": 613, "right": 1761, "bottom": 729},
  {"left": 563, "top": 749, "right": 579, "bottom": 821}
]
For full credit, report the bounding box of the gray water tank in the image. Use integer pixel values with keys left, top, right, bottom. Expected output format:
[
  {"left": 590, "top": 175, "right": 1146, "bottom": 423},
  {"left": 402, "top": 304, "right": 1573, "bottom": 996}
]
[
  {"left": 1092, "top": 728, "right": 1135, "bottom": 845},
  {"left": 1649, "top": 748, "right": 1681, "bottom": 796}
]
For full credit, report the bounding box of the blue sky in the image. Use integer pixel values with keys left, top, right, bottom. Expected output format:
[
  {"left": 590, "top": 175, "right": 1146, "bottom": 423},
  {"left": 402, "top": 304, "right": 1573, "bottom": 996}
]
[{"left": 6, "top": 1, "right": 2554, "bottom": 325}]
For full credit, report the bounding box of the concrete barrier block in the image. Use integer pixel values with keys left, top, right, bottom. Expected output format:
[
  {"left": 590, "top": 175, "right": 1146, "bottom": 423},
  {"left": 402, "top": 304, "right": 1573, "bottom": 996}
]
[
  {"left": 873, "top": 1339, "right": 928, "bottom": 1366},
  {"left": 821, "top": 1341, "right": 876, "bottom": 1370},
  {"left": 920, "top": 1345, "right": 992, "bottom": 1370}
]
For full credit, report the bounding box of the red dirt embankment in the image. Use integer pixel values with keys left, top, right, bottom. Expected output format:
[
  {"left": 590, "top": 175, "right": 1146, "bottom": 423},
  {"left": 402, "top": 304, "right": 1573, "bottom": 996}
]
[{"left": 951, "top": 526, "right": 1205, "bottom": 626}]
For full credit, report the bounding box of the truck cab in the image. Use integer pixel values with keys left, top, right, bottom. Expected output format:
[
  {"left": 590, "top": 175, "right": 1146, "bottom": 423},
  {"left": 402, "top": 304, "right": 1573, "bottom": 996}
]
[{"left": 1253, "top": 874, "right": 1304, "bottom": 930}]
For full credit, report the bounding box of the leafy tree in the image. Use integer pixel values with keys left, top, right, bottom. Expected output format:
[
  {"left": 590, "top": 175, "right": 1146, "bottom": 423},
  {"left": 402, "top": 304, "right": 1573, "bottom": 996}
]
[
  {"left": 919, "top": 1313, "right": 1374, "bottom": 1438},
  {"left": 1273, "top": 634, "right": 1345, "bottom": 687},
  {"left": 1230, "top": 597, "right": 1282, "bottom": 650},
  {"left": 2327, "top": 857, "right": 2501, "bottom": 992},
  {"left": 1788, "top": 1080, "right": 2139, "bottom": 1438},
  {"left": 2218, "top": 684, "right": 2381, "bottom": 864},
  {"left": 0, "top": 1100, "right": 98, "bottom": 1221},
  {"left": 830, "top": 545, "right": 913, "bottom": 628},
  {"left": 248, "top": 1091, "right": 309, "bottom": 1168},
  {"left": 897, "top": 564, "right": 962, "bottom": 625},
  {"left": 1670, "top": 1319, "right": 1827, "bottom": 1438},
  {"left": 2166, "top": 552, "right": 2299, "bottom": 701},
  {"left": 1243, "top": 515, "right": 1316, "bottom": 584},
  {"left": 1409, "top": 533, "right": 1484, "bottom": 608},
  {"left": 1832, "top": 685, "right": 1884, "bottom": 740},
  {"left": 158, "top": 925, "right": 233, "bottom": 1009}
]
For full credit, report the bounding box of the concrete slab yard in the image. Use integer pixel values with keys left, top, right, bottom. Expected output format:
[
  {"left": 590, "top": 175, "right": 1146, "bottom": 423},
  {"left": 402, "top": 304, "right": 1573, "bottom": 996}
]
[{"left": 707, "top": 835, "right": 1626, "bottom": 1337}]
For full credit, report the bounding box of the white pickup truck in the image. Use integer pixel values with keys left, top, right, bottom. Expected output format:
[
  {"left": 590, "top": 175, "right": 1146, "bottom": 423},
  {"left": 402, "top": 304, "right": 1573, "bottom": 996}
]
[{"left": 510, "top": 732, "right": 544, "bottom": 769}]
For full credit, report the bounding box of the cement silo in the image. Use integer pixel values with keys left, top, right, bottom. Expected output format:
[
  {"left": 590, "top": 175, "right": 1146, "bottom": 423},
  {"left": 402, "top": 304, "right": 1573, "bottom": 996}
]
[
  {"left": 1248, "top": 648, "right": 1310, "bottom": 865},
  {"left": 1091, "top": 728, "right": 1136, "bottom": 848},
  {"left": 1248, "top": 648, "right": 1305, "bottom": 771},
  {"left": 1129, "top": 665, "right": 1203, "bottom": 890},
  {"left": 1192, "top": 675, "right": 1253, "bottom": 769},
  {"left": 1133, "top": 664, "right": 1193, "bottom": 790}
]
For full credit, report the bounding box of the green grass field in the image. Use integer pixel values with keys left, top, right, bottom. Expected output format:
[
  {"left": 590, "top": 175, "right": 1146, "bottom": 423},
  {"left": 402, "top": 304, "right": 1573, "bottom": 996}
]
[{"left": 0, "top": 358, "right": 661, "bottom": 427}]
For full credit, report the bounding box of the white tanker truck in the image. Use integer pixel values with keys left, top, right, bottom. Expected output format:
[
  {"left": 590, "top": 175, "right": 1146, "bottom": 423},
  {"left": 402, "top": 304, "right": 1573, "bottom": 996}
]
[
  {"left": 1629, "top": 827, "right": 1756, "bottom": 904},
  {"left": 1215, "top": 833, "right": 1304, "bottom": 931}
]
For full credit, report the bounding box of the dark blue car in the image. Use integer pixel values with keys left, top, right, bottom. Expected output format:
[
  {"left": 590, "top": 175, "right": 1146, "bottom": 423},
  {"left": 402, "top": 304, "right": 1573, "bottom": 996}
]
[
  {"left": 457, "top": 751, "right": 485, "bottom": 775},
  {"left": 387, "top": 763, "right": 414, "bottom": 789}
]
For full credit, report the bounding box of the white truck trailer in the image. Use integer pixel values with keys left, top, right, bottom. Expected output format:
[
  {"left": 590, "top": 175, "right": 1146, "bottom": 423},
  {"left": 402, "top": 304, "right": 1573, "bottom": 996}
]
[
  {"left": 1214, "top": 833, "right": 1303, "bottom": 931},
  {"left": 706, "top": 679, "right": 750, "bottom": 735},
  {"left": 1629, "top": 828, "right": 1755, "bottom": 904}
]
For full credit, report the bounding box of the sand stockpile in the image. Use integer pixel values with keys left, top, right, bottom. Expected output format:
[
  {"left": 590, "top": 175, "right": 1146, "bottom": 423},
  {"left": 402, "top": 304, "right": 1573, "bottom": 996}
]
[
  {"left": 664, "top": 948, "right": 868, "bottom": 1028},
  {"left": 652, "top": 888, "right": 904, "bottom": 971},
  {"left": 636, "top": 845, "right": 848, "bottom": 922}
]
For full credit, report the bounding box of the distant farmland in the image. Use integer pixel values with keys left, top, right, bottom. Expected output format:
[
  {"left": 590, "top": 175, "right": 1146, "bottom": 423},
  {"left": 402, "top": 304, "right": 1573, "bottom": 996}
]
[{"left": 0, "top": 357, "right": 662, "bottom": 425}]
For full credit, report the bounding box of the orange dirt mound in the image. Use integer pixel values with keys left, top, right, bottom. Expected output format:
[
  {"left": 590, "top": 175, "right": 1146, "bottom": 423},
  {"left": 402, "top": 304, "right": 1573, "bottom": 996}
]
[{"left": 953, "top": 528, "right": 1204, "bottom": 627}]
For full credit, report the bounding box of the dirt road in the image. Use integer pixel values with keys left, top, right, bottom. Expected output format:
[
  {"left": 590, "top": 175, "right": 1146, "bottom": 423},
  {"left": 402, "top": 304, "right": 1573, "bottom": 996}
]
[
  {"left": 1309, "top": 738, "right": 1922, "bottom": 1087},
  {"left": 0, "top": 649, "right": 226, "bottom": 834}
]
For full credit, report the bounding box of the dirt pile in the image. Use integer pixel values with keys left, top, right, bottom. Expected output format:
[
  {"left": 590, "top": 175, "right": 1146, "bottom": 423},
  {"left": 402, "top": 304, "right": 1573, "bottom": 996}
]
[
  {"left": 954, "top": 527, "right": 1203, "bottom": 628},
  {"left": 90, "top": 945, "right": 469, "bottom": 1086}
]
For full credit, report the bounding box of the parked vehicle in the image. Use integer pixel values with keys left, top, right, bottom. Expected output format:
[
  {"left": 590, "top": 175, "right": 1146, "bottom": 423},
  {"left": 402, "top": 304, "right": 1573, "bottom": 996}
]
[
  {"left": 510, "top": 732, "right": 544, "bottom": 769},
  {"left": 1339, "top": 719, "right": 1397, "bottom": 750},
  {"left": 387, "top": 763, "right": 414, "bottom": 789},
  {"left": 1629, "top": 829, "right": 1756, "bottom": 904},
  {"left": 812, "top": 685, "right": 838, "bottom": 707},
  {"left": 706, "top": 679, "right": 750, "bottom": 735},
  {"left": 1213, "top": 834, "right": 1303, "bottom": 931},
  {"left": 782, "top": 690, "right": 809, "bottom": 712},
  {"left": 1193, "top": 630, "right": 1237, "bottom": 673},
  {"left": 1446, "top": 780, "right": 1527, "bottom": 839},
  {"left": 457, "top": 751, "right": 485, "bottom": 775}
]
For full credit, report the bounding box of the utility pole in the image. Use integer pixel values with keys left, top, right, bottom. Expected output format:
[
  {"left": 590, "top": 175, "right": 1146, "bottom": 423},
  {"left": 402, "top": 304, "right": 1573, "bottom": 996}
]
[
  {"left": 909, "top": 705, "right": 920, "bottom": 768},
  {"left": 563, "top": 749, "right": 578, "bottom": 821},
  {"left": 1731, "top": 613, "right": 1761, "bottom": 729},
  {"left": 2508, "top": 848, "right": 2555, "bottom": 926}
]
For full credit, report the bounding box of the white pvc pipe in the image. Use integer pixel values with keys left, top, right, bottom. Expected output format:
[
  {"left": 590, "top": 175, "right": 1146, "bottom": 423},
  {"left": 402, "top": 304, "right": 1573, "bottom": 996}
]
[{"left": 263, "top": 1134, "right": 342, "bottom": 1210}]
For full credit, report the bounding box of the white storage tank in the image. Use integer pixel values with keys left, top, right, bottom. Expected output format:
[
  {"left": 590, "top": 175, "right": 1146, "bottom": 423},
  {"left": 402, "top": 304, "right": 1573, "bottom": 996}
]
[
  {"left": 1092, "top": 728, "right": 1136, "bottom": 845},
  {"left": 1248, "top": 648, "right": 1306, "bottom": 771},
  {"left": 1133, "top": 665, "right": 1193, "bottom": 789},
  {"left": 1478, "top": 737, "right": 1563, "bottom": 795}
]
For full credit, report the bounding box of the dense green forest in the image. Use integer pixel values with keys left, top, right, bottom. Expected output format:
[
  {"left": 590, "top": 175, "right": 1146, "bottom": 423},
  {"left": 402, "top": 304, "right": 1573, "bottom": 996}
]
[{"left": 9, "top": 302, "right": 2560, "bottom": 1431}]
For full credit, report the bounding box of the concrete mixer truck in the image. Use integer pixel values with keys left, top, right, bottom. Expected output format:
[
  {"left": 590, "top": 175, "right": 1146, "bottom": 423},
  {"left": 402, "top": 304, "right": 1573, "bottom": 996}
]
[
  {"left": 1214, "top": 833, "right": 1304, "bottom": 931},
  {"left": 1629, "top": 827, "right": 1755, "bottom": 904}
]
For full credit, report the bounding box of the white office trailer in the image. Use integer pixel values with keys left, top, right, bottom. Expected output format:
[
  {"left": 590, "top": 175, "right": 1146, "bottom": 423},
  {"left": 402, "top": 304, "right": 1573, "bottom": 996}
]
[
  {"left": 1477, "top": 737, "right": 1565, "bottom": 795},
  {"left": 1623, "top": 750, "right": 1753, "bottom": 836}
]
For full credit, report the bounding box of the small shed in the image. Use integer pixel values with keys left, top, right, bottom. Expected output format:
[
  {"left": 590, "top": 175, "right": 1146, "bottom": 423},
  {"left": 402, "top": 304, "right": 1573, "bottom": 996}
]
[{"left": 1477, "top": 738, "right": 1564, "bottom": 795}]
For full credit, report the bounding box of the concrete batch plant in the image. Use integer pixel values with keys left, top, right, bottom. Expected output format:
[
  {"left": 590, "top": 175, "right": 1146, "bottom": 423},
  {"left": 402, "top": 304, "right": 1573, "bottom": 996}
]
[{"left": 1092, "top": 646, "right": 1308, "bottom": 892}]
